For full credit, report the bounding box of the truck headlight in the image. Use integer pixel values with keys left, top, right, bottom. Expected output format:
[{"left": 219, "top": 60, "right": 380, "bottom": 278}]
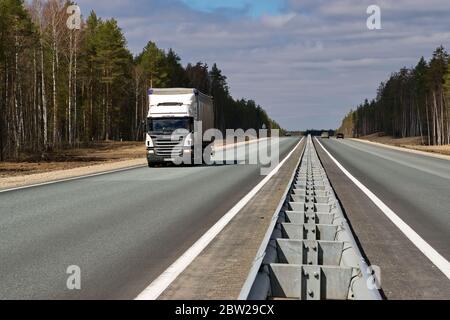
[{"left": 146, "top": 135, "right": 154, "bottom": 148}]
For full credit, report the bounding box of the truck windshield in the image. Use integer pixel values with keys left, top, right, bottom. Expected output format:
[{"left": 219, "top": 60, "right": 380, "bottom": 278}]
[{"left": 148, "top": 118, "right": 192, "bottom": 133}]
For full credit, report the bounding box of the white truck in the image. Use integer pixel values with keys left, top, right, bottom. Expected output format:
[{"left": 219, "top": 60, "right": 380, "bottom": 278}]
[
  {"left": 146, "top": 88, "right": 215, "bottom": 166},
  {"left": 321, "top": 131, "right": 330, "bottom": 139}
]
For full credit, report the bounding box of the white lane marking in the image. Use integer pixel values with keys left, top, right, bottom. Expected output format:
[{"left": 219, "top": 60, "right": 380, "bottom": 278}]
[
  {"left": 0, "top": 164, "right": 146, "bottom": 194},
  {"left": 218, "top": 137, "right": 269, "bottom": 151},
  {"left": 135, "top": 138, "right": 304, "bottom": 300},
  {"left": 315, "top": 138, "right": 450, "bottom": 279},
  {"left": 238, "top": 138, "right": 306, "bottom": 300}
]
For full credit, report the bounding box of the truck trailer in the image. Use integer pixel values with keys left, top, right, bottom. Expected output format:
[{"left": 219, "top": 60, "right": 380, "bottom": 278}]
[{"left": 146, "top": 88, "right": 215, "bottom": 166}]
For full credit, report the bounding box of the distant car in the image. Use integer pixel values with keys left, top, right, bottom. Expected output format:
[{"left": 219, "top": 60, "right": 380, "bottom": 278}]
[
  {"left": 336, "top": 133, "right": 345, "bottom": 139},
  {"left": 321, "top": 132, "right": 330, "bottom": 139}
]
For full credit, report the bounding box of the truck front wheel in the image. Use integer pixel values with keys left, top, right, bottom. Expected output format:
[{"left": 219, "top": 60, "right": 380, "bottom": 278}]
[{"left": 148, "top": 161, "right": 156, "bottom": 168}]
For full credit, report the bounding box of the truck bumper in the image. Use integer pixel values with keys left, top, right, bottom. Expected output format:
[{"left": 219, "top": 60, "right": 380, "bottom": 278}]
[
  {"left": 147, "top": 149, "right": 192, "bottom": 164},
  {"left": 147, "top": 153, "right": 167, "bottom": 164}
]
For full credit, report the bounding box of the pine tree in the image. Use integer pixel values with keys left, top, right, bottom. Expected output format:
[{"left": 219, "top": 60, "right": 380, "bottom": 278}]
[
  {"left": 93, "top": 18, "right": 131, "bottom": 140},
  {"left": 165, "top": 48, "right": 189, "bottom": 87},
  {"left": 136, "top": 41, "right": 168, "bottom": 88},
  {"left": 341, "top": 47, "right": 450, "bottom": 146}
]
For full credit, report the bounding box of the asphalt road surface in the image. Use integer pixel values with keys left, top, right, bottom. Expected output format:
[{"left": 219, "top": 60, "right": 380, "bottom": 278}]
[
  {"left": 0, "top": 137, "right": 299, "bottom": 300},
  {"left": 319, "top": 138, "right": 450, "bottom": 261}
]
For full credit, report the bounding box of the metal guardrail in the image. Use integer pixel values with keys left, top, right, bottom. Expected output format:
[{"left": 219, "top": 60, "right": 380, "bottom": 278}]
[{"left": 241, "top": 136, "right": 382, "bottom": 300}]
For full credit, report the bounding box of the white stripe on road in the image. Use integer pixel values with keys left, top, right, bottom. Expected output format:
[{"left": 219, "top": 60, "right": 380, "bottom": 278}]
[
  {"left": 315, "top": 138, "right": 450, "bottom": 280},
  {"left": 0, "top": 164, "right": 147, "bottom": 194},
  {"left": 135, "top": 137, "right": 304, "bottom": 300}
]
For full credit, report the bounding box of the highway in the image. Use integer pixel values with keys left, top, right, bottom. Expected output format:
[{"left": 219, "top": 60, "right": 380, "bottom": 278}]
[
  {"left": 316, "top": 138, "right": 450, "bottom": 298},
  {"left": 318, "top": 138, "right": 450, "bottom": 259},
  {"left": 0, "top": 137, "right": 300, "bottom": 300}
]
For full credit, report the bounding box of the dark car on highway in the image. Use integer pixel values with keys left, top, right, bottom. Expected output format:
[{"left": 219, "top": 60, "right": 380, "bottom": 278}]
[{"left": 336, "top": 133, "right": 345, "bottom": 139}]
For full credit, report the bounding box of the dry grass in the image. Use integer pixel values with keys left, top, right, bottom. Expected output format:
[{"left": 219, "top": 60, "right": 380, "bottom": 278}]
[
  {"left": 359, "top": 133, "right": 423, "bottom": 146},
  {"left": 359, "top": 133, "right": 450, "bottom": 156},
  {"left": 0, "top": 141, "right": 145, "bottom": 178},
  {"left": 406, "top": 144, "right": 450, "bottom": 156}
]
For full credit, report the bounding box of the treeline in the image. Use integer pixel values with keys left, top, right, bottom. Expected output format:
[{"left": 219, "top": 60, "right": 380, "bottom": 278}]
[
  {"left": 0, "top": 0, "right": 282, "bottom": 160},
  {"left": 339, "top": 46, "right": 450, "bottom": 145},
  {"left": 303, "top": 129, "right": 335, "bottom": 136}
]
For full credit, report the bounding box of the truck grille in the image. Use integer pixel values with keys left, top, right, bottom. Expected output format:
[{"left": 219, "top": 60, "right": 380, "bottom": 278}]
[{"left": 152, "top": 136, "right": 184, "bottom": 157}]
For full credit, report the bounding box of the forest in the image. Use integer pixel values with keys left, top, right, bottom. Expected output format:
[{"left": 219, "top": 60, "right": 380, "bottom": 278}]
[
  {"left": 339, "top": 46, "right": 450, "bottom": 146},
  {"left": 0, "top": 0, "right": 282, "bottom": 161}
]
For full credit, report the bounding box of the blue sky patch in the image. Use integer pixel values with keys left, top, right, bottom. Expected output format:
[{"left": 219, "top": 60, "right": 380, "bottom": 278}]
[{"left": 180, "top": 0, "right": 284, "bottom": 17}]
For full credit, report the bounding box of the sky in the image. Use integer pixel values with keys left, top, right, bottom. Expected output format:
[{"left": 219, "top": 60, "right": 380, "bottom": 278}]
[{"left": 74, "top": 0, "right": 450, "bottom": 130}]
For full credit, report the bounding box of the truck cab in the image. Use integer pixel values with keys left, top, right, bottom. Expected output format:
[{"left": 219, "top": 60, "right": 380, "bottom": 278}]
[{"left": 146, "top": 88, "right": 215, "bottom": 166}]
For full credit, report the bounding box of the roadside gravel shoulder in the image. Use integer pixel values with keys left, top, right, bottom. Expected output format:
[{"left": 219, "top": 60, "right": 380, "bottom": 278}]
[{"left": 0, "top": 158, "right": 147, "bottom": 191}]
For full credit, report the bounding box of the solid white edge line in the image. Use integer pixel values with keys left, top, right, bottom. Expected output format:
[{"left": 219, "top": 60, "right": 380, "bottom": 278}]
[
  {"left": 135, "top": 137, "right": 304, "bottom": 300},
  {"left": 219, "top": 137, "right": 269, "bottom": 151},
  {"left": 0, "top": 164, "right": 146, "bottom": 194},
  {"left": 315, "top": 138, "right": 450, "bottom": 280},
  {"left": 238, "top": 138, "right": 306, "bottom": 300}
]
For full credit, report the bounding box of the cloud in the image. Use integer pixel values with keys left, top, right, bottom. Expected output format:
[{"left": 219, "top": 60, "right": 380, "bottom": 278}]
[
  {"left": 261, "top": 12, "right": 296, "bottom": 28},
  {"left": 74, "top": 0, "right": 450, "bottom": 130}
]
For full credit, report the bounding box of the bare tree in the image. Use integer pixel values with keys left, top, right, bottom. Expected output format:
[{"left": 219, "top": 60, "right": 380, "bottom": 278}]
[{"left": 43, "top": 0, "right": 65, "bottom": 147}]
